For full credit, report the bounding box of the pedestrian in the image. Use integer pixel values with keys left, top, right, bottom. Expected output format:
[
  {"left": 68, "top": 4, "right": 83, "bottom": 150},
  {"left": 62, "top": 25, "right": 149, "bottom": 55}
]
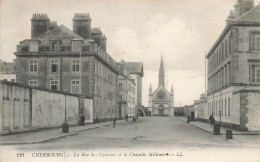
[
  {"left": 113, "top": 117, "right": 116, "bottom": 128},
  {"left": 81, "top": 115, "right": 85, "bottom": 126},
  {"left": 212, "top": 116, "right": 215, "bottom": 125},
  {"left": 126, "top": 115, "right": 128, "bottom": 121},
  {"left": 209, "top": 115, "right": 213, "bottom": 125}
]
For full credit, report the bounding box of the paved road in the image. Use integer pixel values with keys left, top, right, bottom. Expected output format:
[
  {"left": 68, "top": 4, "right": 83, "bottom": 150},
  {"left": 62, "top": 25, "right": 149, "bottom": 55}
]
[
  {"left": 1, "top": 117, "right": 259, "bottom": 162},
  {"left": 2, "top": 116, "right": 257, "bottom": 150}
]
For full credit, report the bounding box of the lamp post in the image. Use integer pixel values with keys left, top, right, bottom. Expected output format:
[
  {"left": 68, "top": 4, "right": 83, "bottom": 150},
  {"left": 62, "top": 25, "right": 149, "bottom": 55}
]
[{"left": 62, "top": 88, "right": 69, "bottom": 133}]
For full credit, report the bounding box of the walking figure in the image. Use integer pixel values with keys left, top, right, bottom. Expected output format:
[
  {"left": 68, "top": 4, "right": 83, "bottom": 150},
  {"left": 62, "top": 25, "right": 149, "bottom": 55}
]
[
  {"left": 126, "top": 115, "right": 128, "bottom": 121},
  {"left": 113, "top": 117, "right": 116, "bottom": 128},
  {"left": 80, "top": 115, "right": 85, "bottom": 126}
]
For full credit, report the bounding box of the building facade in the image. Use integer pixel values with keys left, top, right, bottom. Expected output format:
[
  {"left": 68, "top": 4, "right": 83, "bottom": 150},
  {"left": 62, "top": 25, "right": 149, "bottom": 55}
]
[
  {"left": 15, "top": 13, "right": 118, "bottom": 121},
  {"left": 148, "top": 56, "right": 174, "bottom": 116},
  {"left": 124, "top": 62, "right": 144, "bottom": 115},
  {"left": 117, "top": 61, "right": 137, "bottom": 119},
  {"left": 206, "top": 1, "right": 260, "bottom": 131}
]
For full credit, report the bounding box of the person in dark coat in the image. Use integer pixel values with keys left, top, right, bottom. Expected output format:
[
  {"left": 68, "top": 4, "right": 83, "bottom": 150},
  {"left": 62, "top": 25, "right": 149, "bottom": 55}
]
[
  {"left": 113, "top": 117, "right": 116, "bottom": 128},
  {"left": 126, "top": 115, "right": 128, "bottom": 121},
  {"left": 80, "top": 115, "right": 85, "bottom": 126}
]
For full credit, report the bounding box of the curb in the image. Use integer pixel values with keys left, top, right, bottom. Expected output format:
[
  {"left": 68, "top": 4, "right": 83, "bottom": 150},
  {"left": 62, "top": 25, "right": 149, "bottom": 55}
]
[
  {"left": 178, "top": 118, "right": 260, "bottom": 136},
  {"left": 0, "top": 118, "right": 143, "bottom": 145},
  {"left": 0, "top": 132, "right": 78, "bottom": 145}
]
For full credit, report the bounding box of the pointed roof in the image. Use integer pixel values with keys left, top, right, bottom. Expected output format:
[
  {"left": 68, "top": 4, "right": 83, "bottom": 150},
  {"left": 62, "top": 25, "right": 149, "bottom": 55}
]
[
  {"left": 159, "top": 55, "right": 164, "bottom": 76},
  {"left": 171, "top": 83, "right": 173, "bottom": 90},
  {"left": 35, "top": 24, "right": 84, "bottom": 45}
]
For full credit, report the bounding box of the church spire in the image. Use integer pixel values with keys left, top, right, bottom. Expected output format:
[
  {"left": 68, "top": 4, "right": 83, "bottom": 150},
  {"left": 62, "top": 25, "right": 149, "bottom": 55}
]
[{"left": 158, "top": 55, "right": 165, "bottom": 87}]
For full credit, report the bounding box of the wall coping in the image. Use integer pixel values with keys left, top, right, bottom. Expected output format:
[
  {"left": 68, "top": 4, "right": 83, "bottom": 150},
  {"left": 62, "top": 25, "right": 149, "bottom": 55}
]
[{"left": 0, "top": 80, "right": 92, "bottom": 99}]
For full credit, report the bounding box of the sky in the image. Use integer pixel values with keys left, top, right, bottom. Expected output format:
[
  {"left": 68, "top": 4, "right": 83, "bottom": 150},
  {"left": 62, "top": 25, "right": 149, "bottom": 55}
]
[{"left": 1, "top": 0, "right": 257, "bottom": 107}]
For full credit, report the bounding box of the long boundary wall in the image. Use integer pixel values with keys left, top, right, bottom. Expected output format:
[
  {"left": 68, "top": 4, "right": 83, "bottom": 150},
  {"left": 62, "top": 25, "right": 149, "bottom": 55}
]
[{"left": 0, "top": 81, "right": 93, "bottom": 135}]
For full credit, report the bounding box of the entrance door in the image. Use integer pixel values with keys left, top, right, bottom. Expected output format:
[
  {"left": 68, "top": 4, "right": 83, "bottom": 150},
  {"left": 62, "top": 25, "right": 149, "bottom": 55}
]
[{"left": 158, "top": 105, "right": 164, "bottom": 115}]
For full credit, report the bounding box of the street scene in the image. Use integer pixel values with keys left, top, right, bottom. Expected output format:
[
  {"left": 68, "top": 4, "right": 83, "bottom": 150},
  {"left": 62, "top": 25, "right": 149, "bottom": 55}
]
[{"left": 0, "top": 0, "right": 260, "bottom": 161}]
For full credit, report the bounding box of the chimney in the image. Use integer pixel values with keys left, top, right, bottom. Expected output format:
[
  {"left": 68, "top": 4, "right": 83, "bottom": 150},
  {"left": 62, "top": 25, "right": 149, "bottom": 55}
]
[
  {"left": 73, "top": 13, "right": 92, "bottom": 39},
  {"left": 241, "top": 0, "right": 254, "bottom": 15},
  {"left": 48, "top": 21, "right": 58, "bottom": 30},
  {"left": 226, "top": 10, "right": 235, "bottom": 25},
  {"left": 31, "top": 13, "right": 50, "bottom": 38},
  {"left": 91, "top": 27, "right": 102, "bottom": 44},
  {"left": 234, "top": 0, "right": 254, "bottom": 19}
]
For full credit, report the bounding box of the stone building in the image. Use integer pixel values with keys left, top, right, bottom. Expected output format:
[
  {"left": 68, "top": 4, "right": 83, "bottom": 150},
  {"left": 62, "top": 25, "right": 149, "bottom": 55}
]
[
  {"left": 15, "top": 13, "right": 118, "bottom": 121},
  {"left": 0, "top": 59, "right": 16, "bottom": 82},
  {"left": 124, "top": 62, "right": 144, "bottom": 115},
  {"left": 148, "top": 56, "right": 174, "bottom": 116},
  {"left": 206, "top": 1, "right": 260, "bottom": 131},
  {"left": 117, "top": 61, "right": 137, "bottom": 119}
]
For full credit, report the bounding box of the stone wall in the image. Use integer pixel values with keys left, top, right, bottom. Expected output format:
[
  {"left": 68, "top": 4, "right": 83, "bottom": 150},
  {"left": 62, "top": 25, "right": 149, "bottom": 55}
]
[{"left": 0, "top": 81, "right": 93, "bottom": 135}]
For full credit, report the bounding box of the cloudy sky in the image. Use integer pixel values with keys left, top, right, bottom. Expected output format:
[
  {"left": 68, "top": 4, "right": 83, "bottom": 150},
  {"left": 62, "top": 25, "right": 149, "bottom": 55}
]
[{"left": 2, "top": 0, "right": 257, "bottom": 106}]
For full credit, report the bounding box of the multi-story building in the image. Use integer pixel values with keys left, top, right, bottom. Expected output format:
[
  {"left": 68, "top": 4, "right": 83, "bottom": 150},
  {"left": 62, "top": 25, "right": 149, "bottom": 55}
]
[
  {"left": 206, "top": 1, "right": 260, "bottom": 131},
  {"left": 117, "top": 61, "right": 137, "bottom": 119},
  {"left": 15, "top": 13, "right": 119, "bottom": 121},
  {"left": 0, "top": 59, "right": 16, "bottom": 82},
  {"left": 124, "top": 62, "right": 144, "bottom": 115}
]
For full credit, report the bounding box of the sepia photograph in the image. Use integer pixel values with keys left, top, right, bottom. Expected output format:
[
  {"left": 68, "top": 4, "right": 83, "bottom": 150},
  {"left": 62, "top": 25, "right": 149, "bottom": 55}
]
[{"left": 0, "top": 0, "right": 260, "bottom": 161}]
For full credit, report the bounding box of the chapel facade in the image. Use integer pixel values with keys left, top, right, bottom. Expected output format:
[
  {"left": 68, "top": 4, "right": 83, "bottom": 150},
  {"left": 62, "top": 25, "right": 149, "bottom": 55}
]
[{"left": 148, "top": 56, "right": 174, "bottom": 116}]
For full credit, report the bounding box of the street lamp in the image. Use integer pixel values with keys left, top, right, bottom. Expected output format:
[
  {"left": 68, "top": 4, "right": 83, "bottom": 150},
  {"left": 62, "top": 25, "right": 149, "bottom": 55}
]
[{"left": 62, "top": 88, "right": 69, "bottom": 133}]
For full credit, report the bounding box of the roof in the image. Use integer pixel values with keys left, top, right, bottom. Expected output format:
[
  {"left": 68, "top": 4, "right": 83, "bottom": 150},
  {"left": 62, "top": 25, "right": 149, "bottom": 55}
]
[
  {"left": 0, "top": 60, "right": 16, "bottom": 74},
  {"left": 124, "top": 62, "right": 144, "bottom": 77},
  {"left": 233, "top": 4, "right": 260, "bottom": 24},
  {"left": 35, "top": 25, "right": 85, "bottom": 45},
  {"left": 206, "top": 4, "right": 260, "bottom": 58}
]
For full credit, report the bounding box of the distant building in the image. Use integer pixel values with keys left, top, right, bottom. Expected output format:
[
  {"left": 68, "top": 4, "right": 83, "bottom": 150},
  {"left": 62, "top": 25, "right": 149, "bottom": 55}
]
[
  {"left": 183, "top": 105, "right": 194, "bottom": 118},
  {"left": 117, "top": 61, "right": 137, "bottom": 119},
  {"left": 193, "top": 94, "right": 207, "bottom": 122},
  {"left": 0, "top": 59, "right": 16, "bottom": 82},
  {"left": 148, "top": 56, "right": 174, "bottom": 116},
  {"left": 206, "top": 1, "right": 260, "bottom": 131},
  {"left": 124, "top": 62, "right": 144, "bottom": 115},
  {"left": 15, "top": 13, "right": 118, "bottom": 121}
]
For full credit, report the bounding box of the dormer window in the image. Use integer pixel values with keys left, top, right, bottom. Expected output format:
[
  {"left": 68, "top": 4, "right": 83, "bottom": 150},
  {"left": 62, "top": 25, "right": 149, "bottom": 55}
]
[
  {"left": 51, "top": 41, "right": 59, "bottom": 52},
  {"left": 29, "top": 42, "right": 38, "bottom": 52},
  {"left": 72, "top": 41, "right": 81, "bottom": 52}
]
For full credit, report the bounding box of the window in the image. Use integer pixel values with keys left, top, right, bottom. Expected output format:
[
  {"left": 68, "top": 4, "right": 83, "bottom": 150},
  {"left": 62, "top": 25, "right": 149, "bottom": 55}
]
[
  {"left": 29, "top": 42, "right": 38, "bottom": 52},
  {"left": 225, "top": 99, "right": 227, "bottom": 116},
  {"left": 72, "top": 41, "right": 81, "bottom": 52},
  {"left": 228, "top": 98, "right": 230, "bottom": 116},
  {"left": 29, "top": 80, "right": 38, "bottom": 86},
  {"left": 119, "top": 83, "right": 122, "bottom": 89},
  {"left": 251, "top": 65, "right": 260, "bottom": 83},
  {"left": 71, "top": 80, "right": 80, "bottom": 94},
  {"left": 50, "top": 80, "right": 59, "bottom": 91},
  {"left": 72, "top": 60, "right": 80, "bottom": 72},
  {"left": 120, "top": 95, "right": 123, "bottom": 101},
  {"left": 250, "top": 32, "right": 260, "bottom": 50},
  {"left": 51, "top": 60, "right": 59, "bottom": 73},
  {"left": 51, "top": 41, "right": 59, "bottom": 52},
  {"left": 29, "top": 60, "right": 38, "bottom": 72}
]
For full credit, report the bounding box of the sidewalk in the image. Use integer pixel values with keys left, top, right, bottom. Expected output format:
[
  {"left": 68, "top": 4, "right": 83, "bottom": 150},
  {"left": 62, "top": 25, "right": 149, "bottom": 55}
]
[
  {"left": 178, "top": 117, "right": 260, "bottom": 135},
  {"left": 0, "top": 117, "right": 142, "bottom": 145}
]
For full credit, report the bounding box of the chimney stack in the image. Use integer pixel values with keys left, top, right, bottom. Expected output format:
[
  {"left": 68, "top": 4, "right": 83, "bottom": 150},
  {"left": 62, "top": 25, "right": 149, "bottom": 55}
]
[
  {"left": 72, "top": 13, "right": 92, "bottom": 39},
  {"left": 31, "top": 13, "right": 50, "bottom": 38}
]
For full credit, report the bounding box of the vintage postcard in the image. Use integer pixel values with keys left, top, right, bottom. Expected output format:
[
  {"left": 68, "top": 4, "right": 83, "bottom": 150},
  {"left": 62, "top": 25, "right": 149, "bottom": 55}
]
[{"left": 0, "top": 0, "right": 260, "bottom": 161}]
